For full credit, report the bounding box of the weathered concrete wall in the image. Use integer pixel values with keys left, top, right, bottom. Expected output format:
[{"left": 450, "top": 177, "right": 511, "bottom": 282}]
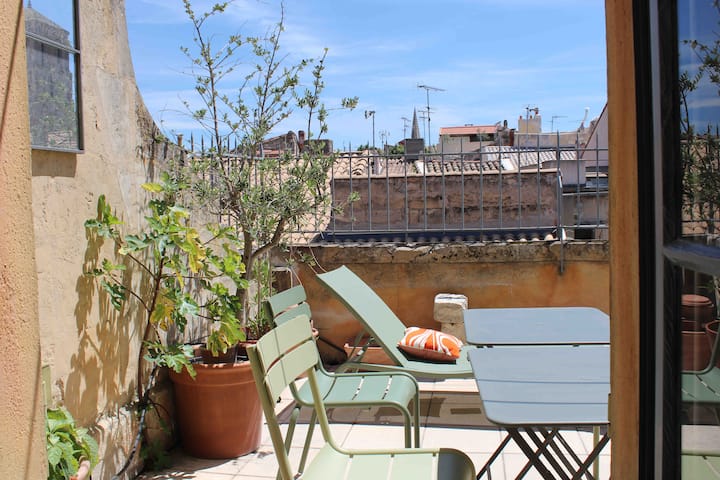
[
  {"left": 288, "top": 241, "right": 609, "bottom": 363},
  {"left": 30, "top": 1, "right": 181, "bottom": 478},
  {"left": 0, "top": 2, "right": 47, "bottom": 478},
  {"left": 332, "top": 170, "right": 559, "bottom": 231}
]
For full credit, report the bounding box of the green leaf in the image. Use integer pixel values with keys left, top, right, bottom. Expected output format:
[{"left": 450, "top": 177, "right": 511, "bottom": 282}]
[
  {"left": 100, "top": 280, "right": 126, "bottom": 310},
  {"left": 119, "top": 234, "right": 150, "bottom": 254},
  {"left": 47, "top": 444, "right": 62, "bottom": 466},
  {"left": 142, "top": 182, "right": 164, "bottom": 193}
]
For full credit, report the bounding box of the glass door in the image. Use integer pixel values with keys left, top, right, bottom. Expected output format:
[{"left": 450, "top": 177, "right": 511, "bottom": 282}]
[{"left": 656, "top": 0, "right": 720, "bottom": 477}]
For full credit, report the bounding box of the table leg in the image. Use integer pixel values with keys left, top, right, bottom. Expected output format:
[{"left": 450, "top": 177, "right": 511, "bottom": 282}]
[
  {"left": 507, "top": 428, "right": 566, "bottom": 480},
  {"left": 515, "top": 428, "right": 560, "bottom": 479},
  {"left": 550, "top": 430, "right": 592, "bottom": 478},
  {"left": 507, "top": 427, "right": 609, "bottom": 480},
  {"left": 570, "top": 432, "right": 610, "bottom": 480},
  {"left": 593, "top": 426, "right": 600, "bottom": 479},
  {"left": 476, "top": 433, "right": 513, "bottom": 479}
]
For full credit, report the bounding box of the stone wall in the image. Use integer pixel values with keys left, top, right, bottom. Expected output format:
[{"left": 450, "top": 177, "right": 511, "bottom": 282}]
[
  {"left": 285, "top": 240, "right": 609, "bottom": 363},
  {"left": 331, "top": 170, "right": 560, "bottom": 231},
  {"left": 29, "top": 1, "right": 183, "bottom": 477}
]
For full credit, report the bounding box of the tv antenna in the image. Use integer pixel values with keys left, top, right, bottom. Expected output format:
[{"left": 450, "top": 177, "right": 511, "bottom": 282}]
[
  {"left": 401, "top": 117, "right": 411, "bottom": 138},
  {"left": 417, "top": 84, "right": 445, "bottom": 146},
  {"left": 417, "top": 110, "right": 429, "bottom": 143},
  {"left": 364, "top": 110, "right": 376, "bottom": 148},
  {"left": 551, "top": 115, "right": 567, "bottom": 132}
]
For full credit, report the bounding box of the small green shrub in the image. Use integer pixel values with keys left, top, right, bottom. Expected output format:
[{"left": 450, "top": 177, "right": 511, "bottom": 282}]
[{"left": 46, "top": 407, "right": 99, "bottom": 480}]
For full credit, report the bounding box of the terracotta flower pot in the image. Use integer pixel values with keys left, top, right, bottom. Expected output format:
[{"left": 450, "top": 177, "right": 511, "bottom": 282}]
[
  {"left": 343, "top": 336, "right": 394, "bottom": 366},
  {"left": 199, "top": 345, "right": 238, "bottom": 364},
  {"left": 169, "top": 361, "right": 263, "bottom": 459},
  {"left": 682, "top": 318, "right": 712, "bottom": 370},
  {"left": 682, "top": 294, "right": 715, "bottom": 331},
  {"left": 706, "top": 320, "right": 720, "bottom": 368}
]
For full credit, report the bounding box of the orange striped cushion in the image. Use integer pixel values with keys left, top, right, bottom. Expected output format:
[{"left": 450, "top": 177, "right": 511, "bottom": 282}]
[{"left": 398, "top": 327, "right": 463, "bottom": 362}]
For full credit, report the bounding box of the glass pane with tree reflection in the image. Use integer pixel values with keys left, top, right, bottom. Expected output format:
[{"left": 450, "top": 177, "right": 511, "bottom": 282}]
[{"left": 679, "top": 1, "right": 720, "bottom": 476}]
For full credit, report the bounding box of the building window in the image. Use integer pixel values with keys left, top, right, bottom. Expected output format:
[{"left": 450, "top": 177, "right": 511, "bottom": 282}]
[{"left": 25, "top": 0, "right": 82, "bottom": 152}]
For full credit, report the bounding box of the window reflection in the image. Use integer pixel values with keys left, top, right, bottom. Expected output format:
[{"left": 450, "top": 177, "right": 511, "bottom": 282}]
[
  {"left": 679, "top": 0, "right": 720, "bottom": 475},
  {"left": 25, "top": 1, "right": 81, "bottom": 151}
]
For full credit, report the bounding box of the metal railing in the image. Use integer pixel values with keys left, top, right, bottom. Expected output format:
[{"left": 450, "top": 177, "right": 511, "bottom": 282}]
[
  {"left": 318, "top": 139, "right": 609, "bottom": 244},
  {"left": 175, "top": 133, "right": 609, "bottom": 246}
]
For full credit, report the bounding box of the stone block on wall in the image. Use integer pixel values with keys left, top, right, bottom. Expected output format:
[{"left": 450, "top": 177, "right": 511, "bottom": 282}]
[{"left": 434, "top": 293, "right": 468, "bottom": 342}]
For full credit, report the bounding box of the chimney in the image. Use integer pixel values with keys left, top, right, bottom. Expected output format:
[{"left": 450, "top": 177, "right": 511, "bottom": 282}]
[{"left": 298, "top": 130, "right": 305, "bottom": 152}]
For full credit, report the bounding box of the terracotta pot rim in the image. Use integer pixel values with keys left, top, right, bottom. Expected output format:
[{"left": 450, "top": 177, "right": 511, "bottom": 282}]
[{"left": 682, "top": 294, "right": 714, "bottom": 307}]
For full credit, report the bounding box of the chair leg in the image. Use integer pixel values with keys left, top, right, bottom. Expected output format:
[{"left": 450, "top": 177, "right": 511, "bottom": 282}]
[
  {"left": 401, "top": 406, "right": 412, "bottom": 448},
  {"left": 413, "top": 390, "right": 421, "bottom": 447},
  {"left": 298, "top": 408, "right": 318, "bottom": 474},
  {"left": 277, "top": 405, "right": 301, "bottom": 480}
]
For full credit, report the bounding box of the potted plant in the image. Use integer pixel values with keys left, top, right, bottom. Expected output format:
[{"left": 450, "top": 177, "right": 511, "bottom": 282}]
[
  {"left": 176, "top": 0, "right": 357, "bottom": 334},
  {"left": 86, "top": 173, "right": 260, "bottom": 459},
  {"left": 87, "top": 0, "right": 356, "bottom": 465}
]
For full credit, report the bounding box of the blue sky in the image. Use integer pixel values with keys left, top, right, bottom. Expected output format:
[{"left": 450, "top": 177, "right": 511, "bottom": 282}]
[{"left": 125, "top": 0, "right": 607, "bottom": 150}]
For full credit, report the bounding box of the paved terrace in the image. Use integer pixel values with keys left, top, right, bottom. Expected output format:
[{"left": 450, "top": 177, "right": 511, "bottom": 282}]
[{"left": 139, "top": 378, "right": 611, "bottom": 480}]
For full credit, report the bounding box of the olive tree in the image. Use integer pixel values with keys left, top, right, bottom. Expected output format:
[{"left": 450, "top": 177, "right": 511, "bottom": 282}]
[{"left": 179, "top": 0, "right": 357, "bottom": 333}]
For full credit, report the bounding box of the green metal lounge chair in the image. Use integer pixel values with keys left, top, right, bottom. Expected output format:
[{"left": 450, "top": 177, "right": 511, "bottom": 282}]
[
  {"left": 315, "top": 265, "right": 474, "bottom": 379},
  {"left": 264, "top": 286, "right": 420, "bottom": 474},
  {"left": 247, "top": 314, "right": 476, "bottom": 480}
]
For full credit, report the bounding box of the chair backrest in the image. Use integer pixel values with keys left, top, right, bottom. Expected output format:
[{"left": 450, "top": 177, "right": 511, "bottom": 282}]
[
  {"left": 247, "top": 314, "right": 334, "bottom": 480},
  {"left": 264, "top": 285, "right": 312, "bottom": 326},
  {"left": 316, "top": 265, "right": 408, "bottom": 365}
]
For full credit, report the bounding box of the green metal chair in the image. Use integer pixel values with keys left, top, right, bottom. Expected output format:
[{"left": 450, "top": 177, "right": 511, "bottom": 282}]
[
  {"left": 315, "top": 265, "right": 475, "bottom": 379},
  {"left": 247, "top": 314, "right": 476, "bottom": 480},
  {"left": 264, "top": 286, "right": 420, "bottom": 474}
]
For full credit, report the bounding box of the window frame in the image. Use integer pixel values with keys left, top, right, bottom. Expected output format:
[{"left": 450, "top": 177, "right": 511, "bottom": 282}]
[{"left": 25, "top": 0, "right": 83, "bottom": 153}]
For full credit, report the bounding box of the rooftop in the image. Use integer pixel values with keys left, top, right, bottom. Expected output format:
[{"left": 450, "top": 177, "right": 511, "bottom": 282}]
[
  {"left": 138, "top": 378, "right": 611, "bottom": 480},
  {"left": 439, "top": 125, "right": 498, "bottom": 136}
]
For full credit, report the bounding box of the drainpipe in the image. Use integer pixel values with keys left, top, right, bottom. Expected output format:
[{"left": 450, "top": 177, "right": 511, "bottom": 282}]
[{"left": 557, "top": 161, "right": 566, "bottom": 275}]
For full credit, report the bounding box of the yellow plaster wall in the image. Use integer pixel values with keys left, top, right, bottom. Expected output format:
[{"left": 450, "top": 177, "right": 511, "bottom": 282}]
[
  {"left": 0, "top": 1, "right": 46, "bottom": 477},
  {"left": 29, "top": 1, "right": 174, "bottom": 477}
]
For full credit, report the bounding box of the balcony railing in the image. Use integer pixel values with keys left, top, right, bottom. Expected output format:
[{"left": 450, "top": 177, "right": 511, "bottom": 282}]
[
  {"left": 321, "top": 141, "right": 608, "bottom": 244},
  {"left": 177, "top": 134, "right": 609, "bottom": 245}
]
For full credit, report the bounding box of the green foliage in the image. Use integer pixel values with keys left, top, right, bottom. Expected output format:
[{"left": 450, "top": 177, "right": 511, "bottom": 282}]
[
  {"left": 178, "top": 0, "right": 357, "bottom": 326},
  {"left": 85, "top": 172, "right": 248, "bottom": 379},
  {"left": 681, "top": 1, "right": 720, "bottom": 235},
  {"left": 389, "top": 144, "right": 405, "bottom": 155},
  {"left": 46, "top": 407, "right": 99, "bottom": 480}
]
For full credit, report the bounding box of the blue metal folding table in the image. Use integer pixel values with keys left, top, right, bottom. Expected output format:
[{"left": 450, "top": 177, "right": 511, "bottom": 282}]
[
  {"left": 463, "top": 306, "right": 610, "bottom": 479},
  {"left": 469, "top": 345, "right": 610, "bottom": 480},
  {"left": 468, "top": 345, "right": 610, "bottom": 480},
  {"left": 464, "top": 306, "right": 609, "bottom": 346}
]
